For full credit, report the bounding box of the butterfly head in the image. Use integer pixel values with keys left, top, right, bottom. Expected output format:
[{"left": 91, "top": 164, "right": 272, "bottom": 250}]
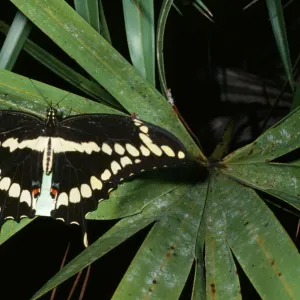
[
  {"left": 45, "top": 107, "right": 59, "bottom": 133},
  {"left": 46, "top": 107, "right": 57, "bottom": 116}
]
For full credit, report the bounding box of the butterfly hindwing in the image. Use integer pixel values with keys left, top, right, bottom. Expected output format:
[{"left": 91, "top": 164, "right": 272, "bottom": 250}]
[
  {"left": 0, "top": 111, "right": 45, "bottom": 223},
  {"left": 50, "top": 152, "right": 99, "bottom": 227}
]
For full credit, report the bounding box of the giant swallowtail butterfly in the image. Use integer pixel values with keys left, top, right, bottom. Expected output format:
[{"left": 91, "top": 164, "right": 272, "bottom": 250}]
[{"left": 0, "top": 107, "right": 187, "bottom": 245}]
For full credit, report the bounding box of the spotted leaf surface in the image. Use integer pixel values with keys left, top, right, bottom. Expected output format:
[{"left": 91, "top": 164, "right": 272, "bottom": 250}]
[{"left": 224, "top": 106, "right": 300, "bottom": 163}]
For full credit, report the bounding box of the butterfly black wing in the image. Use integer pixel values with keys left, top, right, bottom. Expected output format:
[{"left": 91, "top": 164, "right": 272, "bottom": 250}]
[
  {"left": 51, "top": 114, "right": 188, "bottom": 232},
  {"left": 0, "top": 110, "right": 188, "bottom": 246},
  {"left": 0, "top": 111, "right": 45, "bottom": 224}
]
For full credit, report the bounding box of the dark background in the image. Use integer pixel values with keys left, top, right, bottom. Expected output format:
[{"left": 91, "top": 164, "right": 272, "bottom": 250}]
[{"left": 1, "top": 0, "right": 300, "bottom": 299}]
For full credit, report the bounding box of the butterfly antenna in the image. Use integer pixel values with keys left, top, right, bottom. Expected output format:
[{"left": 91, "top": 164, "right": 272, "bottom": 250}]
[
  {"left": 54, "top": 80, "right": 84, "bottom": 109},
  {"left": 54, "top": 90, "right": 72, "bottom": 108},
  {"left": 29, "top": 78, "right": 51, "bottom": 108}
]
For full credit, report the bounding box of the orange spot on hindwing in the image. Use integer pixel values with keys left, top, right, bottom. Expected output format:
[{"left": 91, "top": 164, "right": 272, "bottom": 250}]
[
  {"left": 50, "top": 188, "right": 58, "bottom": 199},
  {"left": 32, "top": 188, "right": 40, "bottom": 198}
]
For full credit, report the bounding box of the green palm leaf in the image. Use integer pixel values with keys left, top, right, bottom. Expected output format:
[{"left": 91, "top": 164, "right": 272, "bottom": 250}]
[{"left": 0, "top": 0, "right": 299, "bottom": 299}]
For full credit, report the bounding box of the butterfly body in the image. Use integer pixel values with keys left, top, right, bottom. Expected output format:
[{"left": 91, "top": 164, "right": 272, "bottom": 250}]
[{"left": 0, "top": 108, "right": 187, "bottom": 243}]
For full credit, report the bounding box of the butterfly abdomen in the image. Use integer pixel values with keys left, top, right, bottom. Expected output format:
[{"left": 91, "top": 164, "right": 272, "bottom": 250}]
[{"left": 44, "top": 137, "right": 53, "bottom": 175}]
